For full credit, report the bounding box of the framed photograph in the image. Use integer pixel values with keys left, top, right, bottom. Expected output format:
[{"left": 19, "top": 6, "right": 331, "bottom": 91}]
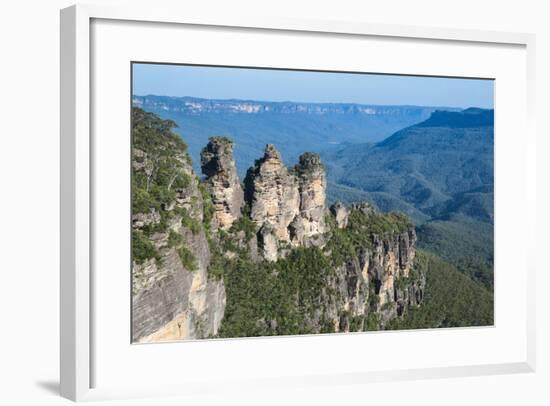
[{"left": 60, "top": 4, "right": 536, "bottom": 401}]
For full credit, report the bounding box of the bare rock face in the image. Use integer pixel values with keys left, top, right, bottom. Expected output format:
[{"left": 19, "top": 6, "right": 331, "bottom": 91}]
[
  {"left": 244, "top": 144, "right": 300, "bottom": 244},
  {"left": 133, "top": 225, "right": 226, "bottom": 342},
  {"left": 330, "top": 201, "right": 349, "bottom": 229},
  {"left": 367, "top": 227, "right": 421, "bottom": 324},
  {"left": 352, "top": 202, "right": 376, "bottom": 216},
  {"left": 244, "top": 146, "right": 329, "bottom": 260},
  {"left": 132, "top": 134, "right": 226, "bottom": 343},
  {"left": 312, "top": 203, "right": 424, "bottom": 331},
  {"left": 258, "top": 223, "right": 278, "bottom": 262},
  {"left": 292, "top": 152, "right": 327, "bottom": 246},
  {"left": 201, "top": 137, "right": 244, "bottom": 230},
  {"left": 301, "top": 225, "right": 420, "bottom": 333}
]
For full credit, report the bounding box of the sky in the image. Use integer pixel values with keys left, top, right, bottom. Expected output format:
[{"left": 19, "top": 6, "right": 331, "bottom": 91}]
[{"left": 132, "top": 63, "right": 494, "bottom": 109}]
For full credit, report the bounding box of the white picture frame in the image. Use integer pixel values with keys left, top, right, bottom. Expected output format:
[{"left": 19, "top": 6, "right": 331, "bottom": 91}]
[{"left": 60, "top": 3, "right": 537, "bottom": 402}]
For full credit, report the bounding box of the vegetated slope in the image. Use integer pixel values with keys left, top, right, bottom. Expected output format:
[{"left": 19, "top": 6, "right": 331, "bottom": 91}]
[
  {"left": 326, "top": 181, "right": 432, "bottom": 225},
  {"left": 217, "top": 209, "right": 423, "bottom": 338},
  {"left": 322, "top": 108, "right": 494, "bottom": 289},
  {"left": 133, "top": 95, "right": 453, "bottom": 178},
  {"left": 323, "top": 108, "right": 494, "bottom": 211},
  {"left": 427, "top": 186, "right": 494, "bottom": 223},
  {"left": 387, "top": 250, "right": 494, "bottom": 329},
  {"left": 131, "top": 107, "right": 226, "bottom": 342},
  {"left": 416, "top": 215, "right": 494, "bottom": 289}
]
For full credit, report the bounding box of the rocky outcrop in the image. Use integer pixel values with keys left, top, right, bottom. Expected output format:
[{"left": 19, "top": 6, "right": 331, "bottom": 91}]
[
  {"left": 132, "top": 225, "right": 226, "bottom": 342},
  {"left": 244, "top": 145, "right": 329, "bottom": 260},
  {"left": 330, "top": 201, "right": 349, "bottom": 229},
  {"left": 367, "top": 227, "right": 421, "bottom": 324},
  {"left": 306, "top": 257, "right": 370, "bottom": 333},
  {"left": 257, "top": 223, "right": 278, "bottom": 262},
  {"left": 287, "top": 214, "right": 423, "bottom": 333},
  {"left": 292, "top": 152, "right": 327, "bottom": 247},
  {"left": 351, "top": 202, "right": 376, "bottom": 216},
  {"left": 325, "top": 209, "right": 422, "bottom": 332},
  {"left": 201, "top": 137, "right": 244, "bottom": 230},
  {"left": 244, "top": 144, "right": 300, "bottom": 244}
]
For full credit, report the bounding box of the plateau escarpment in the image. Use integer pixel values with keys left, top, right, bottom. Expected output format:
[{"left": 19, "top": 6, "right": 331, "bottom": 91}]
[{"left": 132, "top": 107, "right": 427, "bottom": 341}]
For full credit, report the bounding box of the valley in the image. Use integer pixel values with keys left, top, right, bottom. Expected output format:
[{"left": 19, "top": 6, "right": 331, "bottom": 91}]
[{"left": 131, "top": 103, "right": 494, "bottom": 342}]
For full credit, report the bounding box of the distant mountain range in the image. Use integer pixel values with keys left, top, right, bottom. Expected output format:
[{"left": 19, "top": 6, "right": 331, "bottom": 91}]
[
  {"left": 320, "top": 107, "right": 494, "bottom": 289},
  {"left": 133, "top": 95, "right": 460, "bottom": 177},
  {"left": 133, "top": 94, "right": 461, "bottom": 116},
  {"left": 323, "top": 108, "right": 494, "bottom": 219}
]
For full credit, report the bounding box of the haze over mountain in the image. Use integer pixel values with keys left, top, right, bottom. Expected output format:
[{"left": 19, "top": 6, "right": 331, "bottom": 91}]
[
  {"left": 133, "top": 95, "right": 460, "bottom": 177},
  {"left": 320, "top": 108, "right": 494, "bottom": 289},
  {"left": 134, "top": 96, "right": 494, "bottom": 289},
  {"left": 323, "top": 108, "right": 494, "bottom": 218}
]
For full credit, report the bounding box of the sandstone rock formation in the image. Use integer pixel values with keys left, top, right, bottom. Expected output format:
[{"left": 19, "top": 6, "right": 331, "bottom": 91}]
[
  {"left": 244, "top": 145, "right": 329, "bottom": 260},
  {"left": 201, "top": 137, "right": 244, "bottom": 230},
  {"left": 368, "top": 227, "right": 421, "bottom": 324},
  {"left": 351, "top": 202, "right": 376, "bottom": 216},
  {"left": 297, "top": 205, "right": 424, "bottom": 333},
  {"left": 330, "top": 201, "right": 349, "bottom": 229},
  {"left": 292, "top": 152, "right": 327, "bottom": 246},
  {"left": 244, "top": 144, "right": 300, "bottom": 244},
  {"left": 132, "top": 223, "right": 226, "bottom": 342},
  {"left": 257, "top": 223, "right": 278, "bottom": 262}
]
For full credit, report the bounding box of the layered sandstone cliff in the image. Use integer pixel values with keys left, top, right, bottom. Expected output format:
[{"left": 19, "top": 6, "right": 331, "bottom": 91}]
[
  {"left": 291, "top": 152, "right": 327, "bottom": 247},
  {"left": 131, "top": 110, "right": 225, "bottom": 342},
  {"left": 293, "top": 202, "right": 423, "bottom": 333},
  {"left": 244, "top": 145, "right": 328, "bottom": 260},
  {"left": 244, "top": 144, "right": 300, "bottom": 245},
  {"left": 200, "top": 137, "right": 244, "bottom": 230}
]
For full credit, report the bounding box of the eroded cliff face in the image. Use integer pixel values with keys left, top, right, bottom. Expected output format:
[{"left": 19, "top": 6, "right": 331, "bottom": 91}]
[
  {"left": 200, "top": 137, "right": 244, "bottom": 231},
  {"left": 131, "top": 109, "right": 225, "bottom": 343},
  {"left": 293, "top": 203, "right": 424, "bottom": 333},
  {"left": 330, "top": 201, "right": 349, "bottom": 229},
  {"left": 367, "top": 227, "right": 422, "bottom": 324},
  {"left": 132, "top": 224, "right": 225, "bottom": 342}
]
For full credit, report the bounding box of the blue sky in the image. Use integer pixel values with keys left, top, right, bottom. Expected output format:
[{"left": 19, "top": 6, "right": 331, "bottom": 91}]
[{"left": 133, "top": 63, "right": 494, "bottom": 109}]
